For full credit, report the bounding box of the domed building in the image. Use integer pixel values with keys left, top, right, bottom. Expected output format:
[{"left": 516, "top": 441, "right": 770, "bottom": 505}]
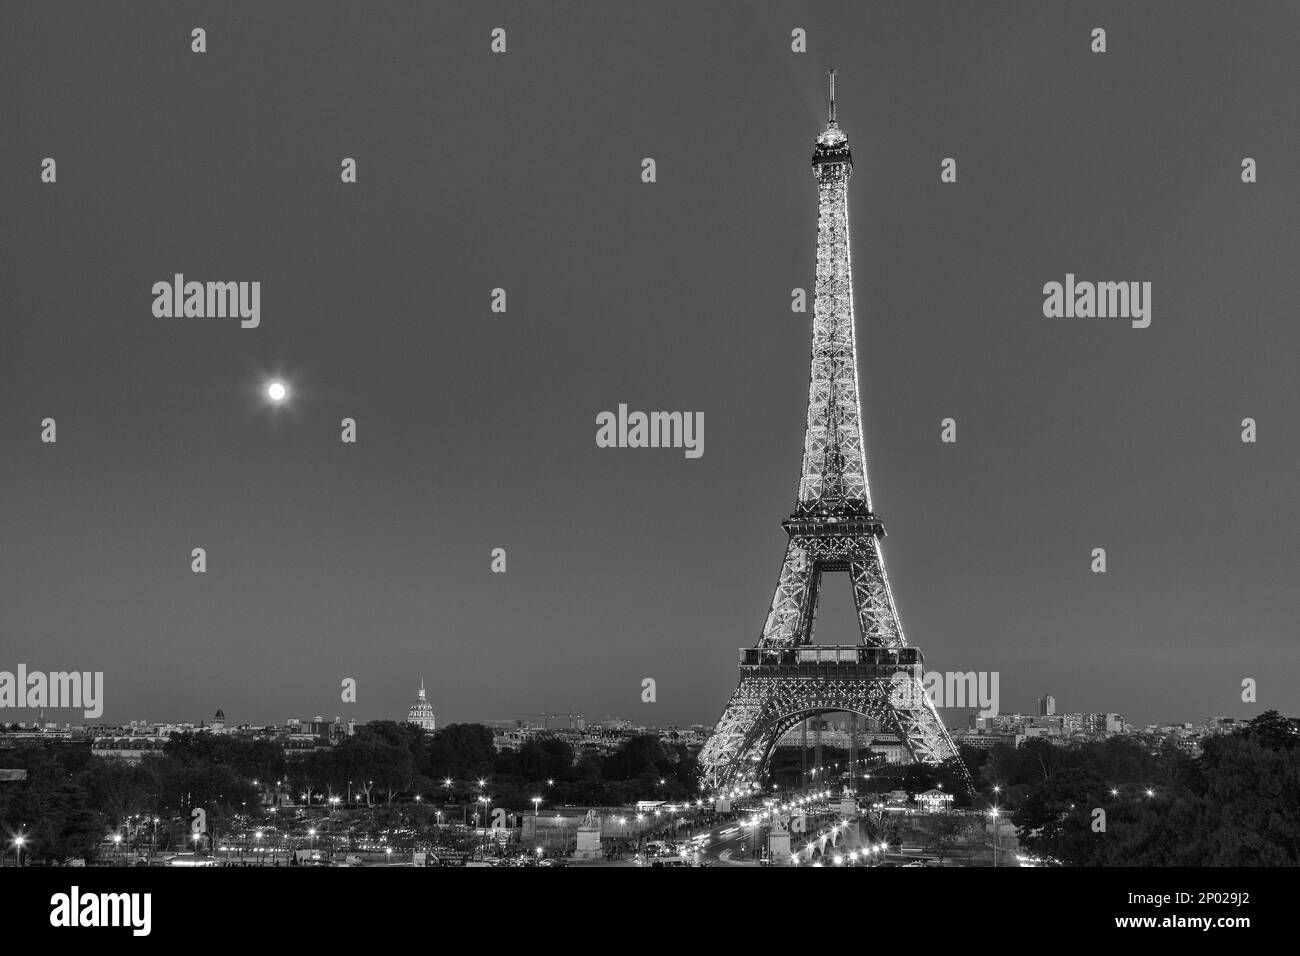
[{"left": 406, "top": 679, "right": 436, "bottom": 732}]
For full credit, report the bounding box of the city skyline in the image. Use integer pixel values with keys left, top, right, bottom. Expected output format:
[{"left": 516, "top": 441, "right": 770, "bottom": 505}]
[{"left": 0, "top": 675, "right": 1253, "bottom": 736}]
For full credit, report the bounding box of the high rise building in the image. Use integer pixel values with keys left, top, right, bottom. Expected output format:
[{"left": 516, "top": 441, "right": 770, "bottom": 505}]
[{"left": 1037, "top": 694, "right": 1056, "bottom": 716}]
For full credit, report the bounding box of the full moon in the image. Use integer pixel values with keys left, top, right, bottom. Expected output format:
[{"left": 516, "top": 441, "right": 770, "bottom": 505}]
[{"left": 267, "top": 381, "right": 287, "bottom": 402}]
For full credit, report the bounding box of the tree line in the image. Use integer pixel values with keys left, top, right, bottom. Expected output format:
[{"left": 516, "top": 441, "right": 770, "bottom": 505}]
[{"left": 0, "top": 722, "right": 698, "bottom": 863}]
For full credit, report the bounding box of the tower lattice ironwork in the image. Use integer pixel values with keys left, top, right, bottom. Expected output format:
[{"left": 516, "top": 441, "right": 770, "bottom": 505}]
[{"left": 698, "top": 72, "right": 967, "bottom": 792}]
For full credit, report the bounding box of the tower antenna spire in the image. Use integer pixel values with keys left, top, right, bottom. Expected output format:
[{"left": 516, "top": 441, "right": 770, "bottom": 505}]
[{"left": 828, "top": 68, "right": 836, "bottom": 123}]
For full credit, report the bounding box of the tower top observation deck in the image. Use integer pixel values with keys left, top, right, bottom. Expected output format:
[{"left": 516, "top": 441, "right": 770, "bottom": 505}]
[{"left": 813, "top": 69, "right": 852, "bottom": 171}]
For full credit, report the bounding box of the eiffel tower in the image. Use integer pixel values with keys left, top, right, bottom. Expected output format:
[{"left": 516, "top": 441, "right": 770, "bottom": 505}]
[{"left": 699, "top": 72, "right": 966, "bottom": 792}]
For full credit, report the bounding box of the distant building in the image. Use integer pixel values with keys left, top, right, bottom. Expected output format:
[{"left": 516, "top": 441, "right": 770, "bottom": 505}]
[
  {"left": 211, "top": 708, "right": 226, "bottom": 732},
  {"left": 1062, "top": 712, "right": 1125, "bottom": 736},
  {"left": 969, "top": 711, "right": 1124, "bottom": 741},
  {"left": 1037, "top": 695, "right": 1056, "bottom": 717},
  {"left": 951, "top": 729, "right": 1023, "bottom": 750},
  {"left": 916, "top": 788, "right": 954, "bottom": 812},
  {"left": 859, "top": 738, "right": 907, "bottom": 765},
  {"left": 774, "top": 717, "right": 895, "bottom": 758},
  {"left": 406, "top": 679, "right": 437, "bottom": 732},
  {"left": 492, "top": 727, "right": 536, "bottom": 752},
  {"left": 91, "top": 734, "right": 168, "bottom": 763},
  {"left": 1205, "top": 716, "right": 1240, "bottom": 735}
]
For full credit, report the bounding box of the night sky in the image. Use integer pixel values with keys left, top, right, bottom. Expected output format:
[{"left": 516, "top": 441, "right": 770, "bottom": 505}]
[{"left": 2, "top": 2, "right": 1296, "bottom": 730}]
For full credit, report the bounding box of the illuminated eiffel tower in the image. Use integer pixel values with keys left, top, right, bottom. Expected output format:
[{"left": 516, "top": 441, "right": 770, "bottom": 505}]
[{"left": 698, "top": 72, "right": 966, "bottom": 792}]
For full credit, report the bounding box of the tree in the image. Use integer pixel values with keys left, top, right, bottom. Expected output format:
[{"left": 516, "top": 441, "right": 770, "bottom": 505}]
[
  {"left": 518, "top": 738, "right": 574, "bottom": 784},
  {"left": 1235, "top": 710, "right": 1300, "bottom": 750},
  {"left": 1013, "top": 720, "right": 1300, "bottom": 866},
  {"left": 427, "top": 724, "right": 496, "bottom": 780},
  {"left": 925, "top": 816, "right": 976, "bottom": 865}
]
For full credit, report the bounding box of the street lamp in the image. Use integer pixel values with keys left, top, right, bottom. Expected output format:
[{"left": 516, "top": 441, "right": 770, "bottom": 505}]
[
  {"left": 477, "top": 796, "right": 490, "bottom": 860},
  {"left": 12, "top": 835, "right": 25, "bottom": 868},
  {"left": 988, "top": 808, "right": 1001, "bottom": 868}
]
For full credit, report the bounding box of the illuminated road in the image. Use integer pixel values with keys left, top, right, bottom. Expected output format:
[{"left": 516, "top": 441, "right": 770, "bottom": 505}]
[{"left": 692, "top": 818, "right": 763, "bottom": 866}]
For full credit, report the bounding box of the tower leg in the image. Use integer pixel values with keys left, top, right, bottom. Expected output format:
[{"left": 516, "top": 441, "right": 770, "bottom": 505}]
[
  {"left": 801, "top": 719, "right": 808, "bottom": 789},
  {"left": 814, "top": 718, "right": 823, "bottom": 786},
  {"left": 848, "top": 712, "right": 857, "bottom": 792},
  {"left": 758, "top": 539, "right": 820, "bottom": 647},
  {"left": 850, "top": 546, "right": 903, "bottom": 647},
  {"left": 884, "top": 673, "right": 966, "bottom": 773}
]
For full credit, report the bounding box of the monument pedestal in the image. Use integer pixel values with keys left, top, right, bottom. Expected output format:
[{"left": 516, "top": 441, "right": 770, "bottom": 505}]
[
  {"left": 573, "top": 825, "right": 602, "bottom": 860},
  {"left": 768, "top": 830, "right": 792, "bottom": 864}
]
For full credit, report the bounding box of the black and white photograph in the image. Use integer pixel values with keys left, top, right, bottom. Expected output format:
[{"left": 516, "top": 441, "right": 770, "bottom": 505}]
[{"left": 1, "top": 1, "right": 1296, "bottom": 940}]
